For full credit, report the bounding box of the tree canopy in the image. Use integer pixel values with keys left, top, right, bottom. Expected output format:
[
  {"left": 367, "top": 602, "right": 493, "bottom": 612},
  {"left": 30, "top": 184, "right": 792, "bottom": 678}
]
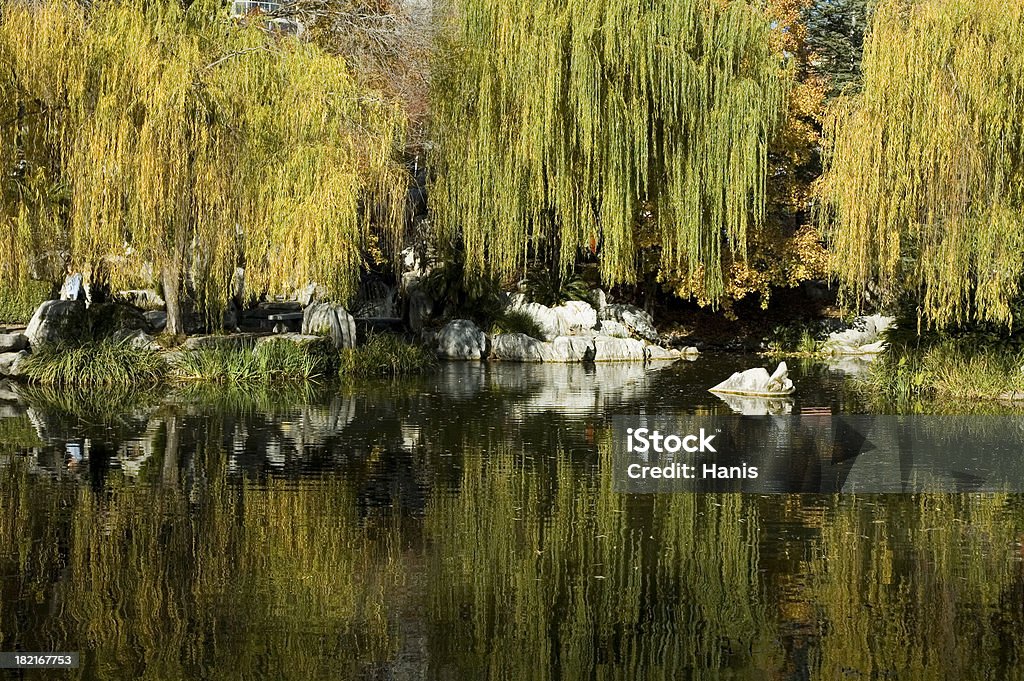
[
  {"left": 429, "top": 0, "right": 790, "bottom": 303},
  {"left": 0, "top": 0, "right": 407, "bottom": 332},
  {"left": 819, "top": 0, "right": 1024, "bottom": 329}
]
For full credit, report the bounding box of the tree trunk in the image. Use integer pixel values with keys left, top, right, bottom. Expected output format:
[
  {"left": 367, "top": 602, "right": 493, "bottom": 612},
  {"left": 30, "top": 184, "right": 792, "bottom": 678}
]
[{"left": 162, "top": 261, "right": 184, "bottom": 337}]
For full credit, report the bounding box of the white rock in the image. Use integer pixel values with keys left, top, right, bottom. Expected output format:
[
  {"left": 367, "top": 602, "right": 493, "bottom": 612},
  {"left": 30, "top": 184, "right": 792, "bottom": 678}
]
[
  {"left": 709, "top": 362, "right": 795, "bottom": 396},
  {"left": 593, "top": 337, "right": 648, "bottom": 362},
  {"left": 491, "top": 334, "right": 595, "bottom": 362},
  {"left": 302, "top": 303, "right": 357, "bottom": 349},
  {"left": 436, "top": 319, "right": 488, "bottom": 360},
  {"left": 59, "top": 273, "right": 83, "bottom": 301},
  {"left": 644, "top": 345, "right": 681, "bottom": 361},
  {"left": 596, "top": 320, "right": 631, "bottom": 338},
  {"left": 599, "top": 304, "right": 659, "bottom": 342},
  {"left": 506, "top": 297, "right": 598, "bottom": 340},
  {"left": 823, "top": 314, "right": 895, "bottom": 356}
]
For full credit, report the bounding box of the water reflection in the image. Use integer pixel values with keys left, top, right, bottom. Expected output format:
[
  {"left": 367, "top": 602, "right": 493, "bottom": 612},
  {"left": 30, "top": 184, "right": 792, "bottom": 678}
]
[{"left": 1, "top": 358, "right": 1022, "bottom": 679}]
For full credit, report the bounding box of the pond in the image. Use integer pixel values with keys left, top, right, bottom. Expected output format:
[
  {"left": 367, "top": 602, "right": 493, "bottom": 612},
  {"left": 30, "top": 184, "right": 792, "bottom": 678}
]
[{"left": 1, "top": 356, "right": 1023, "bottom": 680}]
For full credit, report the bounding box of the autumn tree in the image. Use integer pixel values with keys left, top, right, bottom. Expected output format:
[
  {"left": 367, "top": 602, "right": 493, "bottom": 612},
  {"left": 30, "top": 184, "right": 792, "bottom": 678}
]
[
  {"left": 429, "top": 0, "right": 790, "bottom": 304},
  {"left": 819, "top": 0, "right": 1024, "bottom": 329},
  {"left": 0, "top": 0, "right": 408, "bottom": 335}
]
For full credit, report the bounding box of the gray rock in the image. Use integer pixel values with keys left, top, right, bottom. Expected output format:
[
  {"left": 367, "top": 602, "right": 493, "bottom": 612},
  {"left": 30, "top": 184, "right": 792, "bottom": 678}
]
[
  {"left": 491, "top": 334, "right": 595, "bottom": 363},
  {"left": 436, "top": 319, "right": 488, "bottom": 360},
  {"left": 599, "top": 304, "right": 660, "bottom": 343},
  {"left": 25, "top": 300, "right": 86, "bottom": 347},
  {"left": 588, "top": 288, "right": 608, "bottom": 312},
  {"left": 593, "top": 337, "right": 648, "bottom": 362},
  {"left": 0, "top": 351, "right": 29, "bottom": 378},
  {"left": 118, "top": 289, "right": 166, "bottom": 310},
  {"left": 0, "top": 333, "right": 27, "bottom": 353},
  {"left": 709, "top": 362, "right": 795, "bottom": 396},
  {"left": 183, "top": 334, "right": 259, "bottom": 351},
  {"left": 111, "top": 329, "right": 162, "bottom": 352},
  {"left": 302, "top": 303, "right": 356, "bottom": 349},
  {"left": 145, "top": 310, "right": 167, "bottom": 332},
  {"left": 407, "top": 288, "right": 434, "bottom": 333},
  {"left": 255, "top": 333, "right": 325, "bottom": 349}
]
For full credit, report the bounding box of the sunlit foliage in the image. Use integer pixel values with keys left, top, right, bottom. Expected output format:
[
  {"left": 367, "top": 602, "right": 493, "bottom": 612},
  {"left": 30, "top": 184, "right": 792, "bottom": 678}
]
[
  {"left": 430, "top": 0, "right": 789, "bottom": 302},
  {"left": 819, "top": 0, "right": 1024, "bottom": 329},
  {"left": 0, "top": 0, "right": 407, "bottom": 331}
]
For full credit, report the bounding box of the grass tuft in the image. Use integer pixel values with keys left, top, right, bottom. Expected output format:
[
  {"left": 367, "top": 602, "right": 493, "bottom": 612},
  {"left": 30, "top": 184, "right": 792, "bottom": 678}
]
[
  {"left": 174, "top": 337, "right": 335, "bottom": 386},
  {"left": 20, "top": 338, "right": 167, "bottom": 388},
  {"left": 490, "top": 309, "right": 545, "bottom": 339},
  {"left": 339, "top": 334, "right": 436, "bottom": 378}
]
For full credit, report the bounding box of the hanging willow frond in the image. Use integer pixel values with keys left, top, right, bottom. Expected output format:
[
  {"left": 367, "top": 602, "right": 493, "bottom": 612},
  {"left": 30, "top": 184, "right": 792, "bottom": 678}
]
[
  {"left": 429, "top": 0, "right": 789, "bottom": 300},
  {"left": 0, "top": 0, "right": 407, "bottom": 316},
  {"left": 819, "top": 0, "right": 1024, "bottom": 329}
]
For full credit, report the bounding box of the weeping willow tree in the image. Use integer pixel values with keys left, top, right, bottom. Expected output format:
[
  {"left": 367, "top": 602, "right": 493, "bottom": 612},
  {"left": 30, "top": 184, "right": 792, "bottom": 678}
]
[
  {"left": 819, "top": 0, "right": 1024, "bottom": 329},
  {"left": 0, "top": 0, "right": 407, "bottom": 335},
  {"left": 430, "top": 0, "right": 789, "bottom": 301}
]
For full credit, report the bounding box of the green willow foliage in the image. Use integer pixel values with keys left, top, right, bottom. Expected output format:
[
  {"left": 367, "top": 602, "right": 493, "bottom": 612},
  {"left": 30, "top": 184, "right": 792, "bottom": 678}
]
[
  {"left": 430, "top": 0, "right": 789, "bottom": 300},
  {"left": 820, "top": 0, "right": 1024, "bottom": 329},
  {"left": 0, "top": 0, "right": 406, "bottom": 319}
]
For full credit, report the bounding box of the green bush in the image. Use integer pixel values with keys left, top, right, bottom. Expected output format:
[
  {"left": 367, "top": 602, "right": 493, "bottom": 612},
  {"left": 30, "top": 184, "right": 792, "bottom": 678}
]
[
  {"left": 20, "top": 338, "right": 167, "bottom": 388},
  {"left": 524, "top": 267, "right": 589, "bottom": 307},
  {"left": 174, "top": 337, "right": 335, "bottom": 385},
  {"left": 339, "top": 334, "right": 436, "bottom": 378}
]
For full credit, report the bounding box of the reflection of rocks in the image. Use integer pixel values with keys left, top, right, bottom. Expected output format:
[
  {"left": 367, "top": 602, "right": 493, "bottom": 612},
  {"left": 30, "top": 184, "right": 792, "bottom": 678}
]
[
  {"left": 826, "top": 356, "right": 874, "bottom": 377},
  {"left": 435, "top": 362, "right": 487, "bottom": 400},
  {"left": 713, "top": 393, "right": 794, "bottom": 415},
  {"left": 710, "top": 362, "right": 795, "bottom": 396}
]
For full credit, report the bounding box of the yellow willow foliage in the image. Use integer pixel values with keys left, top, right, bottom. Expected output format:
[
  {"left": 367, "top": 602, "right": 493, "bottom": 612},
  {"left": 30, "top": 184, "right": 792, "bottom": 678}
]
[
  {"left": 0, "top": 0, "right": 406, "bottom": 312},
  {"left": 819, "top": 0, "right": 1024, "bottom": 329},
  {"left": 430, "top": 0, "right": 789, "bottom": 298}
]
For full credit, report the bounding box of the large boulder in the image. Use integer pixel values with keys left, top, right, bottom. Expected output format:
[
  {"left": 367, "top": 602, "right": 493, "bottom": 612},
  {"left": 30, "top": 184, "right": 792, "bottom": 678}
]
[
  {"left": 599, "top": 304, "right": 659, "bottom": 342},
  {"left": 491, "top": 334, "right": 595, "bottom": 363},
  {"left": 436, "top": 319, "right": 488, "bottom": 360},
  {"left": 0, "top": 351, "right": 29, "bottom": 378},
  {"left": 506, "top": 296, "right": 598, "bottom": 340},
  {"left": 593, "top": 337, "right": 648, "bottom": 362},
  {"left": 111, "top": 329, "right": 162, "bottom": 352},
  {"left": 24, "top": 300, "right": 86, "bottom": 347},
  {"left": 822, "top": 314, "right": 895, "bottom": 356},
  {"left": 709, "top": 362, "right": 795, "bottom": 396},
  {"left": 0, "top": 334, "right": 27, "bottom": 353},
  {"left": 302, "top": 303, "right": 357, "bottom": 349}
]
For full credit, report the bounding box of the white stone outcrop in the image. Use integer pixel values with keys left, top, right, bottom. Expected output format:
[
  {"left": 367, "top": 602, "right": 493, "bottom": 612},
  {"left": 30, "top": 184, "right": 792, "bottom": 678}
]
[
  {"left": 492, "top": 334, "right": 596, "bottom": 363},
  {"left": 0, "top": 333, "right": 27, "bottom": 353},
  {"left": 709, "top": 362, "right": 795, "bottom": 397},
  {"left": 506, "top": 296, "right": 598, "bottom": 340},
  {"left": 599, "top": 304, "right": 659, "bottom": 342},
  {"left": 822, "top": 314, "right": 894, "bottom": 356},
  {"left": 436, "top": 319, "right": 489, "bottom": 360}
]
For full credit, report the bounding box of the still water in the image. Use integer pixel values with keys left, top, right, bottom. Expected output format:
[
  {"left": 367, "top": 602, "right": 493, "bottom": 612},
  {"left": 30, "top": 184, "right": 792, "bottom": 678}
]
[{"left": 2, "top": 356, "right": 1024, "bottom": 680}]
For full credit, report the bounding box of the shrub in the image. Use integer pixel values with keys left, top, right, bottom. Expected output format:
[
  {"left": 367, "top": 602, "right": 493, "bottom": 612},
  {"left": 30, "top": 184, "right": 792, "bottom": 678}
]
[
  {"left": 0, "top": 281, "right": 50, "bottom": 324},
  {"left": 524, "top": 267, "right": 589, "bottom": 307}
]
